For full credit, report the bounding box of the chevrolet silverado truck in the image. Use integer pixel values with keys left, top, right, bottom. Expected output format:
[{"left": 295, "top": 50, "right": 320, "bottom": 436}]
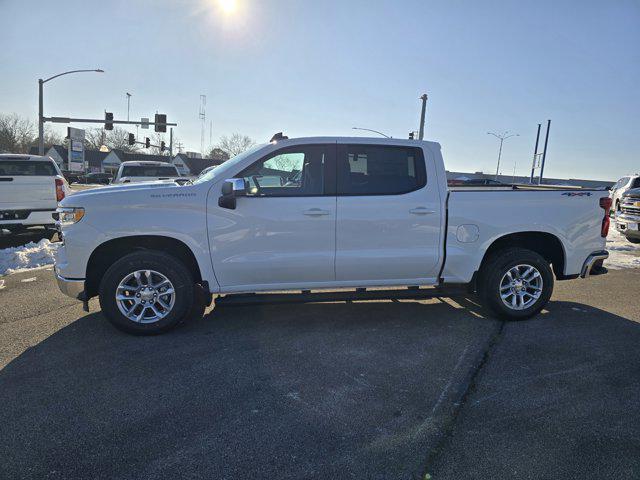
[
  {"left": 615, "top": 188, "right": 640, "bottom": 243},
  {"left": 54, "top": 136, "right": 611, "bottom": 334}
]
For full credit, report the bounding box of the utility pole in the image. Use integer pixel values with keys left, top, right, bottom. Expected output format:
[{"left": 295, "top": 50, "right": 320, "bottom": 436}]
[
  {"left": 418, "top": 94, "right": 428, "bottom": 140},
  {"left": 538, "top": 120, "right": 551, "bottom": 185},
  {"left": 487, "top": 131, "right": 519, "bottom": 181},
  {"left": 126, "top": 92, "right": 132, "bottom": 121},
  {"left": 530, "top": 123, "right": 542, "bottom": 183},
  {"left": 169, "top": 127, "right": 174, "bottom": 157}
]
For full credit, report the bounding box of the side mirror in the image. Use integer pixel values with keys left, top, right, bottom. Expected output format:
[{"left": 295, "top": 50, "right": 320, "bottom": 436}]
[{"left": 218, "top": 178, "right": 246, "bottom": 209}]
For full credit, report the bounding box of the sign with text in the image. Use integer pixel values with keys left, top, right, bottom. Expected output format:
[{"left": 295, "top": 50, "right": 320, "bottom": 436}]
[{"left": 67, "top": 127, "right": 85, "bottom": 172}]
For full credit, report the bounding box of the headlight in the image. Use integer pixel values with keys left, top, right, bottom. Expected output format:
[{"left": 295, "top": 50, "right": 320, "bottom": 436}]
[{"left": 57, "top": 207, "right": 85, "bottom": 226}]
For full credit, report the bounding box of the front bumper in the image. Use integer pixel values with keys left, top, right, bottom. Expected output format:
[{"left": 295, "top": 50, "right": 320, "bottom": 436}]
[
  {"left": 55, "top": 269, "right": 86, "bottom": 301},
  {"left": 580, "top": 250, "right": 609, "bottom": 278}
]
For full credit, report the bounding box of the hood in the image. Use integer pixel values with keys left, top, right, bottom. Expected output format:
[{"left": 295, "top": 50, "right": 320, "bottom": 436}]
[{"left": 61, "top": 180, "right": 182, "bottom": 206}]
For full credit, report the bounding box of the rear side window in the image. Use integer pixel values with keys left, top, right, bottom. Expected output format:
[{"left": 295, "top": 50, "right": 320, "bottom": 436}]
[
  {"left": 121, "top": 166, "right": 179, "bottom": 177},
  {"left": 337, "top": 145, "right": 426, "bottom": 195},
  {"left": 0, "top": 161, "right": 56, "bottom": 176}
]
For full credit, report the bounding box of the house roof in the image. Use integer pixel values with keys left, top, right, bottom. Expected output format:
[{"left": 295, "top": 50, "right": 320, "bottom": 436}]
[{"left": 174, "top": 153, "right": 224, "bottom": 175}]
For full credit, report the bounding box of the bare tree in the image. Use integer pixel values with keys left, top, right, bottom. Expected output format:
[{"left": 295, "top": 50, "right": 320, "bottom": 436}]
[
  {"left": 217, "top": 133, "right": 255, "bottom": 157},
  {"left": 42, "top": 127, "right": 64, "bottom": 150},
  {"left": 0, "top": 113, "right": 35, "bottom": 153},
  {"left": 208, "top": 147, "right": 230, "bottom": 162},
  {"left": 84, "top": 127, "right": 139, "bottom": 153}
]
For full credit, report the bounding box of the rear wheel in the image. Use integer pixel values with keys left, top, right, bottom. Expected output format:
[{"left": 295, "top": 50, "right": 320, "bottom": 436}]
[
  {"left": 477, "top": 247, "right": 554, "bottom": 320},
  {"left": 99, "top": 251, "right": 195, "bottom": 335}
]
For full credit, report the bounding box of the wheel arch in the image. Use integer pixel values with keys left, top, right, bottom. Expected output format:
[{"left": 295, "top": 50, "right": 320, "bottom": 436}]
[
  {"left": 477, "top": 231, "right": 567, "bottom": 281},
  {"left": 85, "top": 235, "right": 203, "bottom": 298}
]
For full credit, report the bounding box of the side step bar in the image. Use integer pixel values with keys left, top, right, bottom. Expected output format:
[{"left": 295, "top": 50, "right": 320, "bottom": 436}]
[{"left": 215, "top": 285, "right": 470, "bottom": 307}]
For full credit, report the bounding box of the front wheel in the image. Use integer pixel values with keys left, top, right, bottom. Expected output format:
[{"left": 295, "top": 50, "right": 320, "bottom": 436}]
[
  {"left": 626, "top": 236, "right": 640, "bottom": 244},
  {"left": 99, "top": 250, "right": 195, "bottom": 335},
  {"left": 477, "top": 247, "right": 554, "bottom": 320}
]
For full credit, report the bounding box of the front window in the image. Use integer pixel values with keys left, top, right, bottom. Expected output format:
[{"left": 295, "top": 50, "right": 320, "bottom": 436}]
[{"left": 237, "top": 146, "right": 327, "bottom": 196}]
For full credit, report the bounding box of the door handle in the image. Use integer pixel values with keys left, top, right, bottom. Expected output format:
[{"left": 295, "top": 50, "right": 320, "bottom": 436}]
[
  {"left": 303, "top": 208, "right": 331, "bottom": 216},
  {"left": 409, "top": 207, "right": 435, "bottom": 215}
]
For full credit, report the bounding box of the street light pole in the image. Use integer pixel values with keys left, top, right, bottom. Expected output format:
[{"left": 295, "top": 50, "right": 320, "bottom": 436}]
[
  {"left": 37, "top": 68, "right": 104, "bottom": 155},
  {"left": 126, "top": 92, "right": 132, "bottom": 121},
  {"left": 487, "top": 131, "right": 519, "bottom": 181},
  {"left": 38, "top": 79, "right": 44, "bottom": 155},
  {"left": 351, "top": 127, "right": 390, "bottom": 138}
]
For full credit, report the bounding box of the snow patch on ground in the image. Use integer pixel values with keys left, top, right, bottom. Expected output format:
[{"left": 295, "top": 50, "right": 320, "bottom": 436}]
[
  {"left": 0, "top": 240, "right": 59, "bottom": 276},
  {"left": 606, "top": 229, "right": 640, "bottom": 270}
]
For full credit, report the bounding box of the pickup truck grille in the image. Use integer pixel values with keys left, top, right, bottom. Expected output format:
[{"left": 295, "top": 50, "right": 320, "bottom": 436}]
[{"left": 621, "top": 197, "right": 640, "bottom": 217}]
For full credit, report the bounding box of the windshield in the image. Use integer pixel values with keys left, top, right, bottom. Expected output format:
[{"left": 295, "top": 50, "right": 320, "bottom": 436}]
[
  {"left": 193, "top": 144, "right": 268, "bottom": 185},
  {"left": 121, "top": 165, "right": 180, "bottom": 177}
]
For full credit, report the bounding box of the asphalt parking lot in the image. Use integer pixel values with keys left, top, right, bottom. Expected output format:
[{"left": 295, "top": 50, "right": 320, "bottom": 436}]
[{"left": 1, "top": 264, "right": 639, "bottom": 479}]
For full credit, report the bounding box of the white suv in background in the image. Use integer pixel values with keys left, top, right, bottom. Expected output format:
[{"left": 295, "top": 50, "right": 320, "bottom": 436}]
[
  {"left": 112, "top": 161, "right": 181, "bottom": 184},
  {"left": 610, "top": 174, "right": 640, "bottom": 213},
  {"left": 0, "top": 154, "right": 69, "bottom": 233}
]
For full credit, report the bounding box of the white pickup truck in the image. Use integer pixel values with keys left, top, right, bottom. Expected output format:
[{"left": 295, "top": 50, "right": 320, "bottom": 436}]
[
  {"left": 54, "top": 136, "right": 611, "bottom": 334},
  {"left": 0, "top": 154, "right": 69, "bottom": 233}
]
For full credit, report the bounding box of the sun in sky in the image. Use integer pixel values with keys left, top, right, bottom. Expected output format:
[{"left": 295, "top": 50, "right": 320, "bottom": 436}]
[{"left": 218, "top": 0, "right": 237, "bottom": 13}]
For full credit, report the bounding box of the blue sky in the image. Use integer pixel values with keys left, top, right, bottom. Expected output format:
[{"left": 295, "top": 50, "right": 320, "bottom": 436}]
[{"left": 1, "top": 0, "right": 638, "bottom": 180}]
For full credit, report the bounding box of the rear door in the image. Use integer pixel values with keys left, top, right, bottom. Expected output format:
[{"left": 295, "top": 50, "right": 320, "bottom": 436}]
[
  {"left": 0, "top": 159, "right": 57, "bottom": 210},
  {"left": 335, "top": 142, "right": 443, "bottom": 284}
]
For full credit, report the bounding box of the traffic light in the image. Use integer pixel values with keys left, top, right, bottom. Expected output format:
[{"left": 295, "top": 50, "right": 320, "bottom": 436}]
[
  {"left": 105, "top": 112, "right": 114, "bottom": 130},
  {"left": 160, "top": 141, "right": 166, "bottom": 152},
  {"left": 154, "top": 113, "right": 166, "bottom": 133},
  {"left": 127, "top": 133, "right": 135, "bottom": 146},
  {"left": 145, "top": 137, "right": 150, "bottom": 148}
]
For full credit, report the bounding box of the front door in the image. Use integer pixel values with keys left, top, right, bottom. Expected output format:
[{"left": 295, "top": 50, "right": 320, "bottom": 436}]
[
  {"left": 209, "top": 143, "right": 337, "bottom": 291},
  {"left": 335, "top": 142, "right": 443, "bottom": 284}
]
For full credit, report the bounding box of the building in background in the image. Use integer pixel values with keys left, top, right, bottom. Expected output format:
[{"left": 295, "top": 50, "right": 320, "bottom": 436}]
[{"left": 30, "top": 145, "right": 225, "bottom": 177}]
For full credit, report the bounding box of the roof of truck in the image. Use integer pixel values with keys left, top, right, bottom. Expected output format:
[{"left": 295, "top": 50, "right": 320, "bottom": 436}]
[
  {"left": 120, "top": 160, "right": 176, "bottom": 167},
  {"left": 0, "top": 154, "right": 52, "bottom": 161}
]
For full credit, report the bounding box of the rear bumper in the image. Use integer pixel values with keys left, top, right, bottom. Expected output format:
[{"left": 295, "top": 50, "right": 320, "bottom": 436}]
[
  {"left": 55, "top": 269, "right": 86, "bottom": 301},
  {"left": 580, "top": 250, "right": 609, "bottom": 278},
  {"left": 0, "top": 209, "right": 56, "bottom": 227}
]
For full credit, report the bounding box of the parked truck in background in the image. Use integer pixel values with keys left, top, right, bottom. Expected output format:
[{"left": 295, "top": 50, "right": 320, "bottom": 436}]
[
  {"left": 615, "top": 188, "right": 640, "bottom": 243},
  {"left": 0, "top": 154, "right": 69, "bottom": 233},
  {"left": 112, "top": 160, "right": 181, "bottom": 184},
  {"left": 54, "top": 136, "right": 611, "bottom": 334}
]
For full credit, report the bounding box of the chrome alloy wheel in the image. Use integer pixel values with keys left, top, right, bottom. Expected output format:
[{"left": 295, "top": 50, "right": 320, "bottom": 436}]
[
  {"left": 115, "top": 270, "right": 176, "bottom": 323},
  {"left": 499, "top": 264, "right": 543, "bottom": 311}
]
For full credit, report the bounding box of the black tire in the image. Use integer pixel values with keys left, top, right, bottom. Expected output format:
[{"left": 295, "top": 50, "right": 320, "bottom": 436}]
[
  {"left": 626, "top": 236, "right": 640, "bottom": 244},
  {"left": 477, "top": 247, "right": 554, "bottom": 320},
  {"left": 99, "top": 250, "right": 195, "bottom": 335}
]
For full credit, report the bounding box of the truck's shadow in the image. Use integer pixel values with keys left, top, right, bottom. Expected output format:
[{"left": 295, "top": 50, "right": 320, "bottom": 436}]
[{"left": 1, "top": 299, "right": 638, "bottom": 479}]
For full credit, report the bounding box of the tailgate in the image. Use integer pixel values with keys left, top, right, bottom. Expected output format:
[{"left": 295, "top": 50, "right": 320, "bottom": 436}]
[{"left": 0, "top": 176, "right": 57, "bottom": 209}]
